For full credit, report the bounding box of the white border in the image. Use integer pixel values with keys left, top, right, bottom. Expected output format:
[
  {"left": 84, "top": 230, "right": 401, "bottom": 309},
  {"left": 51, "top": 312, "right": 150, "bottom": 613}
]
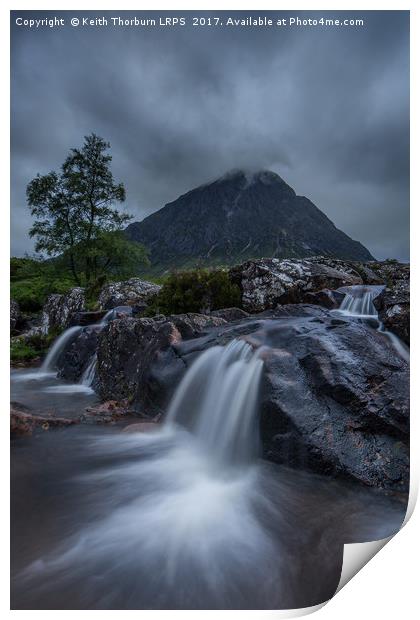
[{"left": 2, "top": 1, "right": 418, "bottom": 619}]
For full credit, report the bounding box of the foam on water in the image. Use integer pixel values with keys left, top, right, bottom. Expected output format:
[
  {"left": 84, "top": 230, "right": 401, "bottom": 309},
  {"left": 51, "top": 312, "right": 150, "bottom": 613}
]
[{"left": 19, "top": 340, "right": 280, "bottom": 608}]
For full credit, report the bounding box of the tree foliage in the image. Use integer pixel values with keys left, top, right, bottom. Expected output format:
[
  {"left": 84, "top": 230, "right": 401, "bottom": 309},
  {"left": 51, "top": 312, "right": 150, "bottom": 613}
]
[{"left": 26, "top": 133, "right": 147, "bottom": 285}]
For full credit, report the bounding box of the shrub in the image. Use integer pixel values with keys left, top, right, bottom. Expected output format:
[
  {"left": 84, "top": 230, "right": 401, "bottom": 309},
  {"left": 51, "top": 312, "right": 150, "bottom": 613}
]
[{"left": 146, "top": 268, "right": 242, "bottom": 316}]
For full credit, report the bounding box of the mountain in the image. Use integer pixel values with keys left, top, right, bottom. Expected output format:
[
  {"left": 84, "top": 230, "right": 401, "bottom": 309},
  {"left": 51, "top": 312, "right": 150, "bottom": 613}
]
[{"left": 125, "top": 170, "right": 374, "bottom": 272}]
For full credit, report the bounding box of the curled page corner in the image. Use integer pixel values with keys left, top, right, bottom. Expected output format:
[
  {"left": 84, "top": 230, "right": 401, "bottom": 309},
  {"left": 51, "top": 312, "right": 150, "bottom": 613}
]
[
  {"left": 333, "top": 477, "right": 417, "bottom": 598},
  {"left": 336, "top": 535, "right": 393, "bottom": 594}
]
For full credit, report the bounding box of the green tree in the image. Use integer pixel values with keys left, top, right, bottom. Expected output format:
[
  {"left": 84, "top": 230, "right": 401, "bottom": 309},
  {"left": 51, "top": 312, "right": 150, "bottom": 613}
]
[{"left": 26, "top": 133, "right": 145, "bottom": 285}]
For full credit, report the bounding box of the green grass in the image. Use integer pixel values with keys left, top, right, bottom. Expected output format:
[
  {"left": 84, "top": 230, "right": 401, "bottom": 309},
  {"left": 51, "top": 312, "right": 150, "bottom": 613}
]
[
  {"left": 10, "top": 340, "right": 41, "bottom": 362},
  {"left": 11, "top": 276, "right": 76, "bottom": 313}
]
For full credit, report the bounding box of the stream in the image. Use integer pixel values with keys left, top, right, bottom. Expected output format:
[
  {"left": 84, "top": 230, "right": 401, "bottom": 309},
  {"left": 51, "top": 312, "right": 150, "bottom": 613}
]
[{"left": 10, "top": 288, "right": 408, "bottom": 610}]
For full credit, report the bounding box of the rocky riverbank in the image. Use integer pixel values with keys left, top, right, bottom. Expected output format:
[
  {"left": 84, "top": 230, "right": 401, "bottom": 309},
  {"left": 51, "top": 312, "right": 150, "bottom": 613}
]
[{"left": 11, "top": 257, "right": 410, "bottom": 493}]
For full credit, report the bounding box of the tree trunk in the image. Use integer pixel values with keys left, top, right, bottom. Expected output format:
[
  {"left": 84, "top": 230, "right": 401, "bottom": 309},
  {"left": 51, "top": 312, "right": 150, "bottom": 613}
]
[{"left": 69, "top": 252, "right": 81, "bottom": 286}]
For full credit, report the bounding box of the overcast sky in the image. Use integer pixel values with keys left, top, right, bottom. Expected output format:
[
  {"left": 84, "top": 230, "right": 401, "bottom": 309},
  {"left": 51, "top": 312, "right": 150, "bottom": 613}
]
[{"left": 11, "top": 10, "right": 409, "bottom": 260}]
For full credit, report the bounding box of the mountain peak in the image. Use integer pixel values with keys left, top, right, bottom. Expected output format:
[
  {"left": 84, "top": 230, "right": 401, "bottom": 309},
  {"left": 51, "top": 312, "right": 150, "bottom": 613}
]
[
  {"left": 126, "top": 171, "right": 374, "bottom": 273},
  {"left": 215, "top": 168, "right": 286, "bottom": 187}
]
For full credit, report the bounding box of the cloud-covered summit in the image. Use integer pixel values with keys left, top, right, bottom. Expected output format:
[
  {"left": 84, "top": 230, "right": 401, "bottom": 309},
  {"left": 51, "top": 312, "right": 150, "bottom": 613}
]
[{"left": 11, "top": 10, "right": 409, "bottom": 260}]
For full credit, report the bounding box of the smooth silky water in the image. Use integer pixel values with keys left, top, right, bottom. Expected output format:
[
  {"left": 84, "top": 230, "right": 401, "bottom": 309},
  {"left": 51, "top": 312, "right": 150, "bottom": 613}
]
[
  {"left": 11, "top": 339, "right": 406, "bottom": 610},
  {"left": 335, "top": 285, "right": 409, "bottom": 362}
]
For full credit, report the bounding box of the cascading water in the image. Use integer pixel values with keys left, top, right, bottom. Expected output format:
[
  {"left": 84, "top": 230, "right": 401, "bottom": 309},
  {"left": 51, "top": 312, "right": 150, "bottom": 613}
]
[
  {"left": 80, "top": 354, "right": 97, "bottom": 387},
  {"left": 335, "top": 285, "right": 409, "bottom": 362},
  {"left": 75, "top": 308, "right": 131, "bottom": 388},
  {"left": 166, "top": 339, "right": 263, "bottom": 465},
  {"left": 336, "top": 285, "right": 380, "bottom": 318},
  {"left": 339, "top": 291, "right": 376, "bottom": 317},
  {"left": 39, "top": 325, "right": 83, "bottom": 374},
  {"left": 18, "top": 339, "right": 283, "bottom": 609}
]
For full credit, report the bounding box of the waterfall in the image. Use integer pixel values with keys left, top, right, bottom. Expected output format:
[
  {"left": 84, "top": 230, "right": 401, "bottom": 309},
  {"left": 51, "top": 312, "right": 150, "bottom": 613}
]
[
  {"left": 74, "top": 310, "right": 115, "bottom": 387},
  {"left": 19, "top": 339, "right": 277, "bottom": 608},
  {"left": 378, "top": 323, "right": 410, "bottom": 363},
  {"left": 166, "top": 339, "right": 263, "bottom": 466},
  {"left": 39, "top": 326, "right": 82, "bottom": 373},
  {"left": 338, "top": 290, "right": 377, "bottom": 318},
  {"left": 99, "top": 309, "right": 115, "bottom": 325},
  {"left": 336, "top": 285, "right": 409, "bottom": 363},
  {"left": 80, "top": 354, "right": 97, "bottom": 387}
]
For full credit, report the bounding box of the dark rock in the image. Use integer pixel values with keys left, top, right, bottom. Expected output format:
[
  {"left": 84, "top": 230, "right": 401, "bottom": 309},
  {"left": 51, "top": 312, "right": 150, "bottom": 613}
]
[
  {"left": 96, "top": 313, "right": 227, "bottom": 412},
  {"left": 94, "top": 305, "right": 408, "bottom": 491},
  {"left": 211, "top": 307, "right": 250, "bottom": 322},
  {"left": 69, "top": 310, "right": 107, "bottom": 327},
  {"left": 167, "top": 313, "right": 226, "bottom": 339},
  {"left": 40, "top": 288, "right": 85, "bottom": 334},
  {"left": 230, "top": 258, "right": 362, "bottom": 312},
  {"left": 369, "top": 259, "right": 410, "bottom": 286},
  {"left": 301, "top": 289, "right": 345, "bottom": 309},
  {"left": 57, "top": 326, "right": 100, "bottom": 382},
  {"left": 126, "top": 170, "right": 374, "bottom": 273},
  {"left": 98, "top": 278, "right": 161, "bottom": 310},
  {"left": 374, "top": 279, "right": 410, "bottom": 344},
  {"left": 96, "top": 317, "right": 182, "bottom": 408},
  {"left": 308, "top": 256, "right": 384, "bottom": 285}
]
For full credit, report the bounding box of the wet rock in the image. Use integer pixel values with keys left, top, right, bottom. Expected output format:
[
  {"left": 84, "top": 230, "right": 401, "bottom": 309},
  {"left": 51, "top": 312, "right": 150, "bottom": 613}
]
[
  {"left": 97, "top": 306, "right": 408, "bottom": 492},
  {"left": 374, "top": 278, "right": 410, "bottom": 344},
  {"left": 167, "top": 313, "right": 226, "bottom": 339},
  {"left": 211, "top": 307, "right": 250, "bottom": 322},
  {"left": 69, "top": 310, "right": 107, "bottom": 327},
  {"left": 308, "top": 256, "right": 384, "bottom": 285},
  {"left": 11, "top": 406, "right": 76, "bottom": 437},
  {"left": 230, "top": 258, "right": 362, "bottom": 312},
  {"left": 96, "top": 313, "right": 227, "bottom": 412},
  {"left": 300, "top": 289, "right": 345, "bottom": 309},
  {"left": 57, "top": 326, "right": 100, "bottom": 382},
  {"left": 96, "top": 317, "right": 182, "bottom": 409},
  {"left": 80, "top": 400, "right": 136, "bottom": 424},
  {"left": 98, "top": 278, "right": 162, "bottom": 310},
  {"left": 40, "top": 288, "right": 85, "bottom": 334}
]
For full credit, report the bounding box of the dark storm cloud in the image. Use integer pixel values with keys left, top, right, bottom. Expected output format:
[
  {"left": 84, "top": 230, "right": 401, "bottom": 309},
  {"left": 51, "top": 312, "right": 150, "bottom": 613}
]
[{"left": 11, "top": 10, "right": 409, "bottom": 260}]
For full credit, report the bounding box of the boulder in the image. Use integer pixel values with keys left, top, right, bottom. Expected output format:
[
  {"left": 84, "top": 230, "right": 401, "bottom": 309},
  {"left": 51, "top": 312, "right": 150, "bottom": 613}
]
[
  {"left": 96, "top": 313, "right": 227, "bottom": 412},
  {"left": 230, "top": 258, "right": 362, "bottom": 312},
  {"left": 368, "top": 259, "right": 410, "bottom": 286},
  {"left": 167, "top": 313, "right": 226, "bottom": 339},
  {"left": 57, "top": 325, "right": 100, "bottom": 382},
  {"left": 94, "top": 304, "right": 408, "bottom": 491},
  {"left": 40, "top": 288, "right": 85, "bottom": 334},
  {"left": 374, "top": 279, "right": 410, "bottom": 344},
  {"left": 307, "top": 256, "right": 383, "bottom": 285},
  {"left": 300, "top": 288, "right": 345, "bottom": 309},
  {"left": 98, "top": 278, "right": 162, "bottom": 310},
  {"left": 96, "top": 316, "right": 183, "bottom": 410}
]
